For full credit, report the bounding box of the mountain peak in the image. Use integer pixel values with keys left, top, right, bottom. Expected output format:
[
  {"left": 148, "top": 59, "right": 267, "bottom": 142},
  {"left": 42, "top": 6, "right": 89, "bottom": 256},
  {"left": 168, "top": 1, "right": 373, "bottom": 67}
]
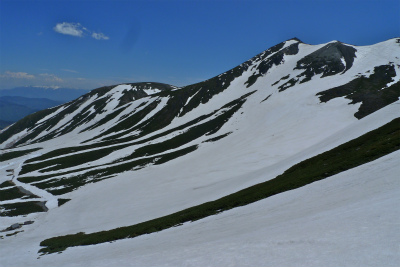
[
  {"left": 287, "top": 37, "right": 302, "bottom": 43},
  {"left": 0, "top": 37, "right": 399, "bottom": 265},
  {"left": 1, "top": 37, "right": 398, "bottom": 149}
]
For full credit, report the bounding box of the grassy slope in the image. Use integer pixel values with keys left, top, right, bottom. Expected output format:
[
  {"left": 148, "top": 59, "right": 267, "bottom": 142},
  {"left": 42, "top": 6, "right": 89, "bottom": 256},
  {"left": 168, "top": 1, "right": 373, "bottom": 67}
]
[
  {"left": 0, "top": 201, "right": 47, "bottom": 217},
  {"left": 39, "top": 117, "right": 400, "bottom": 254},
  {"left": 0, "top": 147, "right": 42, "bottom": 162}
]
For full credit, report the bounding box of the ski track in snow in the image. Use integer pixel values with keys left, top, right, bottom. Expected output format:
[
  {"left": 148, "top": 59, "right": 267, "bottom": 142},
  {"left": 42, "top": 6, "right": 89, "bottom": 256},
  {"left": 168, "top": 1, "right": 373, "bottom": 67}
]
[{"left": 0, "top": 153, "right": 58, "bottom": 211}]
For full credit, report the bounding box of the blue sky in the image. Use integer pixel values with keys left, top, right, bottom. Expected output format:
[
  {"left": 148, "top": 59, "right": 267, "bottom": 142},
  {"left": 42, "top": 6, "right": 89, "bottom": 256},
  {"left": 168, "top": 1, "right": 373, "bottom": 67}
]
[{"left": 0, "top": 0, "right": 399, "bottom": 90}]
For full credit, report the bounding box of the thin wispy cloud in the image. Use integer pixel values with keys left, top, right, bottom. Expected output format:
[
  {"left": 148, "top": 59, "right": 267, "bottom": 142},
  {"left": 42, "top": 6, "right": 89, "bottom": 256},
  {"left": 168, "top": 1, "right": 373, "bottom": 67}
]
[
  {"left": 33, "top": 85, "right": 60, "bottom": 89},
  {"left": 0, "top": 70, "right": 121, "bottom": 90},
  {"left": 0, "top": 71, "right": 65, "bottom": 89},
  {"left": 1, "top": 71, "right": 35, "bottom": 79},
  {"left": 40, "top": 73, "right": 63, "bottom": 82},
  {"left": 92, "top": 32, "right": 109, "bottom": 40},
  {"left": 54, "top": 22, "right": 109, "bottom": 40},
  {"left": 62, "top": 69, "right": 78, "bottom": 73}
]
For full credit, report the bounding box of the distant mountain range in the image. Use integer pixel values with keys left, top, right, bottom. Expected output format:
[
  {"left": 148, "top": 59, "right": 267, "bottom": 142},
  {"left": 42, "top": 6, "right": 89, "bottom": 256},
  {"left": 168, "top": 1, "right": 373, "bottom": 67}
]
[
  {"left": 0, "top": 38, "right": 399, "bottom": 266},
  {"left": 0, "top": 86, "right": 89, "bottom": 102},
  {"left": 0, "top": 87, "right": 89, "bottom": 129}
]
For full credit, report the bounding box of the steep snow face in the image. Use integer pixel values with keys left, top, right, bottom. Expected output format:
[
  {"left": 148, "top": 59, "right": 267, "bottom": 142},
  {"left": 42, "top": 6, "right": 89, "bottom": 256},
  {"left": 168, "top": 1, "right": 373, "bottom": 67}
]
[{"left": 0, "top": 38, "right": 399, "bottom": 266}]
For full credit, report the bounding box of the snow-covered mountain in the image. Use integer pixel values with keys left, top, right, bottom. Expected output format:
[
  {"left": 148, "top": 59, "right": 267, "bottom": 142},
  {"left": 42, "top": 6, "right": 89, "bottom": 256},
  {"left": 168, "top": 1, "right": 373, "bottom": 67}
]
[{"left": 1, "top": 38, "right": 399, "bottom": 267}]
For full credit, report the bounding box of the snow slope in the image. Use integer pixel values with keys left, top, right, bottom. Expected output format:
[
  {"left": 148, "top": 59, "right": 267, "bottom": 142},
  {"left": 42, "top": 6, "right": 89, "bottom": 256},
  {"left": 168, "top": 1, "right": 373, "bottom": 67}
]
[
  {"left": 0, "top": 37, "right": 399, "bottom": 266},
  {"left": 2, "top": 146, "right": 399, "bottom": 267}
]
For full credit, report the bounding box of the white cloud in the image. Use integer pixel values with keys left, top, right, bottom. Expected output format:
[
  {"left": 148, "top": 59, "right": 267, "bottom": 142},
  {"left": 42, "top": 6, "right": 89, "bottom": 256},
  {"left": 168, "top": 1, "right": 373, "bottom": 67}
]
[
  {"left": 1, "top": 71, "right": 35, "bottom": 79},
  {"left": 39, "top": 73, "right": 63, "bottom": 82},
  {"left": 0, "top": 71, "right": 64, "bottom": 89},
  {"left": 33, "top": 85, "right": 61, "bottom": 89},
  {"left": 53, "top": 22, "right": 86, "bottom": 37},
  {"left": 54, "top": 22, "right": 109, "bottom": 40},
  {"left": 92, "top": 32, "right": 109, "bottom": 40},
  {"left": 0, "top": 71, "right": 118, "bottom": 90}
]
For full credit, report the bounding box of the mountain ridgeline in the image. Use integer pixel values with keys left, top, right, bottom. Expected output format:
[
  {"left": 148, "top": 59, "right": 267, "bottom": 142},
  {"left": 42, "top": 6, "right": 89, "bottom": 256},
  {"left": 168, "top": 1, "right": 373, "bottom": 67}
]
[{"left": 0, "top": 37, "right": 399, "bottom": 220}]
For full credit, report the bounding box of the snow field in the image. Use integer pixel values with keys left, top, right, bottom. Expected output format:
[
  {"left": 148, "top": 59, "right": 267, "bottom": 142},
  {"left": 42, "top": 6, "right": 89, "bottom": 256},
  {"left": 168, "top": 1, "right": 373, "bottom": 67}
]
[
  {"left": 1, "top": 38, "right": 399, "bottom": 266},
  {"left": 2, "top": 148, "right": 399, "bottom": 267}
]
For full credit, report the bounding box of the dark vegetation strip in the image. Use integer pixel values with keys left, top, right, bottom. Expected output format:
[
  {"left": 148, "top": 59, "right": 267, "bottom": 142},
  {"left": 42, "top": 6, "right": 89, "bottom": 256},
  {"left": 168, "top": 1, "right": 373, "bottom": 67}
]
[
  {"left": 21, "top": 93, "right": 245, "bottom": 190},
  {"left": 20, "top": 92, "right": 251, "bottom": 175},
  {"left": 18, "top": 166, "right": 96, "bottom": 184},
  {"left": 114, "top": 92, "right": 192, "bottom": 142},
  {"left": 6, "top": 230, "right": 24, "bottom": 237},
  {"left": 79, "top": 105, "right": 126, "bottom": 133},
  {"left": 0, "top": 83, "right": 169, "bottom": 148},
  {"left": 271, "top": 74, "right": 290, "bottom": 86},
  {"left": 278, "top": 42, "right": 357, "bottom": 91},
  {"left": 244, "top": 42, "right": 299, "bottom": 88},
  {"left": 295, "top": 42, "right": 357, "bottom": 82},
  {"left": 19, "top": 143, "right": 199, "bottom": 191},
  {"left": 18, "top": 141, "right": 201, "bottom": 184},
  {"left": 19, "top": 110, "right": 213, "bottom": 175},
  {"left": 0, "top": 180, "right": 14, "bottom": 188},
  {"left": 317, "top": 64, "right": 400, "bottom": 119},
  {"left": 20, "top": 144, "right": 126, "bottom": 175},
  {"left": 0, "top": 201, "right": 47, "bottom": 217},
  {"left": 21, "top": 97, "right": 216, "bottom": 168},
  {"left": 51, "top": 97, "right": 110, "bottom": 138},
  {"left": 38, "top": 117, "right": 400, "bottom": 254},
  {"left": 84, "top": 99, "right": 160, "bottom": 142},
  {"left": 203, "top": 132, "right": 232, "bottom": 143},
  {"left": 0, "top": 187, "right": 28, "bottom": 201},
  {"left": 0, "top": 147, "right": 42, "bottom": 162},
  {"left": 0, "top": 107, "right": 56, "bottom": 145},
  {"left": 58, "top": 198, "right": 71, "bottom": 207},
  {"left": 260, "top": 94, "right": 272, "bottom": 103},
  {"left": 35, "top": 145, "right": 199, "bottom": 195},
  {"left": 33, "top": 84, "right": 168, "bottom": 145},
  {"left": 117, "top": 96, "right": 247, "bottom": 163},
  {"left": 21, "top": 94, "right": 115, "bottom": 145},
  {"left": 12, "top": 98, "right": 87, "bottom": 147},
  {"left": 23, "top": 110, "right": 212, "bottom": 167}
]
